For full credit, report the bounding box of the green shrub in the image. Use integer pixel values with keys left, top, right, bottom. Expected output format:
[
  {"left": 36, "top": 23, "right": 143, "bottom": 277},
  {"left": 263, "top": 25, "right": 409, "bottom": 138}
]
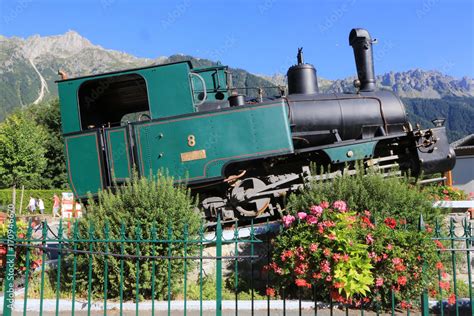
[
  {"left": 66, "top": 173, "right": 201, "bottom": 300},
  {"left": 288, "top": 169, "right": 439, "bottom": 225},
  {"left": 0, "top": 189, "right": 64, "bottom": 214}
]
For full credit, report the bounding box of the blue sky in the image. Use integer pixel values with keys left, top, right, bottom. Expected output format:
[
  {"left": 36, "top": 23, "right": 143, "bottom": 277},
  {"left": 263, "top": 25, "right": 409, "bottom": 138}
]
[{"left": 0, "top": 0, "right": 473, "bottom": 79}]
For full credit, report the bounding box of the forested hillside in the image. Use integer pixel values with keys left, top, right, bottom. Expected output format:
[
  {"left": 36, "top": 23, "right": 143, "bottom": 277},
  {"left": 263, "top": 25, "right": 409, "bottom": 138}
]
[{"left": 403, "top": 97, "right": 474, "bottom": 142}]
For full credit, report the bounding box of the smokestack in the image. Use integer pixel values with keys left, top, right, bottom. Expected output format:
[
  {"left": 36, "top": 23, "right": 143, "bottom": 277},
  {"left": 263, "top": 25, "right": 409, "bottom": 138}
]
[{"left": 349, "top": 28, "right": 376, "bottom": 92}]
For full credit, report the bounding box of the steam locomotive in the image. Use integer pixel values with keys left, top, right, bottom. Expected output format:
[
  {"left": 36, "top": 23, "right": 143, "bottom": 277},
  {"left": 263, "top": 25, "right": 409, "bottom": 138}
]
[{"left": 57, "top": 28, "right": 455, "bottom": 221}]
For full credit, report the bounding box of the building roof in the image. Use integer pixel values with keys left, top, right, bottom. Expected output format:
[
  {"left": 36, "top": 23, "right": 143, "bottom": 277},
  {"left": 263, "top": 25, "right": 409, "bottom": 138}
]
[{"left": 451, "top": 134, "right": 474, "bottom": 156}]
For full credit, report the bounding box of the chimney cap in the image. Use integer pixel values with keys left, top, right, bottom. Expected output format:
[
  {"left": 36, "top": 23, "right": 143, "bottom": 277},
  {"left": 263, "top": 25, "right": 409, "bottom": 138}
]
[{"left": 349, "top": 28, "right": 372, "bottom": 46}]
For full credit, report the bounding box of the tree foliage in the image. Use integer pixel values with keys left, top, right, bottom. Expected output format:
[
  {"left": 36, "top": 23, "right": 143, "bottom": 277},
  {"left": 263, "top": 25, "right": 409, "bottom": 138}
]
[
  {"left": 26, "top": 100, "right": 67, "bottom": 188},
  {"left": 0, "top": 111, "right": 48, "bottom": 188}
]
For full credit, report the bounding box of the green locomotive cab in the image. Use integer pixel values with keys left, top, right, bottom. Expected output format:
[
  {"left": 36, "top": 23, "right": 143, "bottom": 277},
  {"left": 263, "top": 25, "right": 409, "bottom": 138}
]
[{"left": 57, "top": 61, "right": 294, "bottom": 201}]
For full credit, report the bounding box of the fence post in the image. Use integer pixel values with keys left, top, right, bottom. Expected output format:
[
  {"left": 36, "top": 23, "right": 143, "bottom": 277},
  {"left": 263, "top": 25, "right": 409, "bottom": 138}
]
[
  {"left": 418, "top": 214, "right": 429, "bottom": 316},
  {"left": 216, "top": 216, "right": 223, "bottom": 316},
  {"left": 3, "top": 206, "right": 16, "bottom": 316}
]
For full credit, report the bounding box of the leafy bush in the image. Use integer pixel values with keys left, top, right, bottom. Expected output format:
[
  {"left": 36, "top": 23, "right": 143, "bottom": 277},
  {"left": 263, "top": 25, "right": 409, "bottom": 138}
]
[
  {"left": 0, "top": 189, "right": 64, "bottom": 214},
  {"left": 288, "top": 169, "right": 439, "bottom": 225},
  {"left": 266, "top": 201, "right": 442, "bottom": 309},
  {"left": 67, "top": 173, "right": 201, "bottom": 300},
  {"left": 423, "top": 184, "right": 469, "bottom": 201}
]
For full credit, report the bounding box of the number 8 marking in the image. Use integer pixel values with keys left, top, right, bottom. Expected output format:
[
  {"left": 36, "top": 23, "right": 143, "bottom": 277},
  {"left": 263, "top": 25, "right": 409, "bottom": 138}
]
[{"left": 188, "top": 135, "right": 196, "bottom": 147}]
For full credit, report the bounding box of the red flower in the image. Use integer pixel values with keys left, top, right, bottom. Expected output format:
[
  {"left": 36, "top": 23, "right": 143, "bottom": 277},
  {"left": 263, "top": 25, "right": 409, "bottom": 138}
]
[
  {"left": 395, "top": 264, "right": 406, "bottom": 272},
  {"left": 436, "top": 262, "right": 444, "bottom": 270},
  {"left": 334, "top": 281, "right": 345, "bottom": 289},
  {"left": 397, "top": 276, "right": 407, "bottom": 286},
  {"left": 330, "top": 290, "right": 343, "bottom": 302},
  {"left": 448, "top": 293, "right": 456, "bottom": 305},
  {"left": 266, "top": 287, "right": 276, "bottom": 297},
  {"left": 294, "top": 263, "right": 308, "bottom": 275},
  {"left": 400, "top": 301, "right": 412, "bottom": 309},
  {"left": 18, "top": 233, "right": 25, "bottom": 239},
  {"left": 361, "top": 216, "right": 375, "bottom": 229},
  {"left": 295, "top": 279, "right": 311, "bottom": 288},
  {"left": 384, "top": 218, "right": 397, "bottom": 229},
  {"left": 434, "top": 240, "right": 445, "bottom": 250}
]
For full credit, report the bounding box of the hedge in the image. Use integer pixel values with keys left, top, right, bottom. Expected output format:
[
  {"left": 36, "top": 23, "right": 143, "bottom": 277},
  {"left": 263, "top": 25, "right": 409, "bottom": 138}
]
[{"left": 0, "top": 189, "right": 66, "bottom": 215}]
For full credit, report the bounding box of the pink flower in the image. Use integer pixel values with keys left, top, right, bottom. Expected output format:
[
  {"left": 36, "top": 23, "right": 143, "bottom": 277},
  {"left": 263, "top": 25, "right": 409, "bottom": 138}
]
[
  {"left": 368, "top": 252, "right": 376, "bottom": 259},
  {"left": 375, "top": 277, "right": 384, "bottom": 287},
  {"left": 327, "top": 233, "right": 336, "bottom": 240},
  {"left": 332, "top": 253, "right": 341, "bottom": 262},
  {"left": 297, "top": 212, "right": 307, "bottom": 220},
  {"left": 283, "top": 215, "right": 295, "bottom": 227},
  {"left": 333, "top": 200, "right": 347, "bottom": 212},
  {"left": 325, "top": 275, "right": 332, "bottom": 282},
  {"left": 342, "top": 254, "right": 349, "bottom": 262},
  {"left": 306, "top": 215, "right": 318, "bottom": 225},
  {"left": 364, "top": 210, "right": 371, "bottom": 217},
  {"left": 366, "top": 234, "right": 374, "bottom": 244},
  {"left": 320, "top": 201, "right": 330, "bottom": 209},
  {"left": 439, "top": 281, "right": 450, "bottom": 290},
  {"left": 320, "top": 260, "right": 331, "bottom": 273},
  {"left": 392, "top": 257, "right": 402, "bottom": 265},
  {"left": 309, "top": 243, "right": 319, "bottom": 252},
  {"left": 310, "top": 205, "right": 323, "bottom": 216},
  {"left": 386, "top": 244, "right": 393, "bottom": 250}
]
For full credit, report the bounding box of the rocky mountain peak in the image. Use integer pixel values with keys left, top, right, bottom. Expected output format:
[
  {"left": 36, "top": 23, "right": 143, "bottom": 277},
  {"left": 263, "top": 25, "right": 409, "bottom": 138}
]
[{"left": 21, "top": 30, "right": 95, "bottom": 60}]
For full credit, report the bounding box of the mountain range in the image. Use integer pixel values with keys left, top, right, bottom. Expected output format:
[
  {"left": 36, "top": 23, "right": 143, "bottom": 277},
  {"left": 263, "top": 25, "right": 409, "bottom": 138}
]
[{"left": 0, "top": 31, "right": 473, "bottom": 140}]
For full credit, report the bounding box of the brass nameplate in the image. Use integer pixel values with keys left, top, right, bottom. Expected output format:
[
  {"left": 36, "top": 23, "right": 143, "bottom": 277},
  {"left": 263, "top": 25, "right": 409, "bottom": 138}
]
[{"left": 181, "top": 149, "right": 207, "bottom": 162}]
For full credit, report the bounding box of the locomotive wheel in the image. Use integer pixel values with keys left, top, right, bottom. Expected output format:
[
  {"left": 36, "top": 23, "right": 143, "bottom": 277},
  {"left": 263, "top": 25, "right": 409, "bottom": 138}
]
[{"left": 231, "top": 177, "right": 271, "bottom": 217}]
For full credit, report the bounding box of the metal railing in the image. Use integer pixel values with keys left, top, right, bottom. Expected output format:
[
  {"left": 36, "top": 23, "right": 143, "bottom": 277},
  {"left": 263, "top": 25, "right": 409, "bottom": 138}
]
[{"left": 1, "top": 214, "right": 473, "bottom": 316}]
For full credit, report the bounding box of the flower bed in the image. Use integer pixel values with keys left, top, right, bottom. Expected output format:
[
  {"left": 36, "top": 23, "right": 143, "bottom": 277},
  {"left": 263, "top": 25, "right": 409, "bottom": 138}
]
[{"left": 265, "top": 200, "right": 457, "bottom": 310}]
